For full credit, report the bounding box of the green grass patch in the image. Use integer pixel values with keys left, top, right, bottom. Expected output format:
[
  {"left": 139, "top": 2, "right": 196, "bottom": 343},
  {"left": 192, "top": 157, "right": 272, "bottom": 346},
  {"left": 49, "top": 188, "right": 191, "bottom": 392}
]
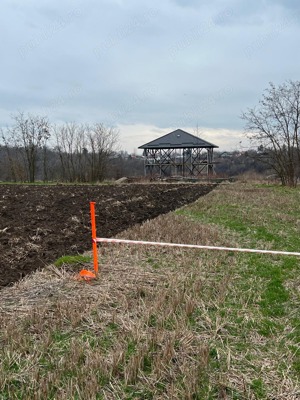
[
  {"left": 250, "top": 378, "right": 266, "bottom": 399},
  {"left": 259, "top": 276, "right": 289, "bottom": 317},
  {"left": 54, "top": 254, "right": 92, "bottom": 267}
]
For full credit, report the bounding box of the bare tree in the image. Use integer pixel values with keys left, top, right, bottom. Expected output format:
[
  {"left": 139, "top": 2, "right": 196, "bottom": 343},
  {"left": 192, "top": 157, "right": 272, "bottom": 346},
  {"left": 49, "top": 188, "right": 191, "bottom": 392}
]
[
  {"left": 86, "top": 123, "right": 119, "bottom": 182},
  {"left": 54, "top": 122, "right": 119, "bottom": 182},
  {"left": 241, "top": 81, "right": 300, "bottom": 187},
  {"left": 3, "top": 112, "right": 51, "bottom": 182},
  {"left": 0, "top": 131, "right": 18, "bottom": 181},
  {"left": 54, "top": 122, "right": 87, "bottom": 181}
]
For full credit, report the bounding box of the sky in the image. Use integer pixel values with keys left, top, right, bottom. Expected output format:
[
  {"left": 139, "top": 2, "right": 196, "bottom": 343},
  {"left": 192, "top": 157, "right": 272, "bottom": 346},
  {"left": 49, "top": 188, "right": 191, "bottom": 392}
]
[{"left": 1, "top": 0, "right": 300, "bottom": 154}]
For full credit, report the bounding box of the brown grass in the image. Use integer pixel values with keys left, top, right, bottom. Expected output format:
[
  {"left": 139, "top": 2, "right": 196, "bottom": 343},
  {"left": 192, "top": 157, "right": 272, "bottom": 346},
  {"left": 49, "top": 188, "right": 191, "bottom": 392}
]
[{"left": 0, "top": 182, "right": 299, "bottom": 399}]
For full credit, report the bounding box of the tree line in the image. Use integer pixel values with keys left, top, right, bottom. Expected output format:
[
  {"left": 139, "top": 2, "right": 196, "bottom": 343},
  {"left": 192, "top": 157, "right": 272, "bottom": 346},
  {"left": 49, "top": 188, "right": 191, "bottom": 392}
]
[
  {"left": 0, "top": 113, "right": 119, "bottom": 183},
  {"left": 1, "top": 80, "right": 300, "bottom": 185}
]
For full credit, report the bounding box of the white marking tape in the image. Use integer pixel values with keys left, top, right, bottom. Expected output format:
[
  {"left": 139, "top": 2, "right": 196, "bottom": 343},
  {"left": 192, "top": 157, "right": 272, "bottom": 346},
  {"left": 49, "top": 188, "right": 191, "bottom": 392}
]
[{"left": 95, "top": 238, "right": 300, "bottom": 257}]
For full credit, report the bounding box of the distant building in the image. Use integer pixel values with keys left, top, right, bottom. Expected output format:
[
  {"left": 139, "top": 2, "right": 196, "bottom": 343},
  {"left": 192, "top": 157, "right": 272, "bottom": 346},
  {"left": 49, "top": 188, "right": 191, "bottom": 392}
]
[{"left": 139, "top": 129, "right": 218, "bottom": 178}]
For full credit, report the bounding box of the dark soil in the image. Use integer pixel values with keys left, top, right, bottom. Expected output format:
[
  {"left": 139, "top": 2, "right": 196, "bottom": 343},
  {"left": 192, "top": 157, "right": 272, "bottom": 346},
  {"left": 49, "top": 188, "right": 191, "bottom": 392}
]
[{"left": 0, "top": 183, "right": 215, "bottom": 287}]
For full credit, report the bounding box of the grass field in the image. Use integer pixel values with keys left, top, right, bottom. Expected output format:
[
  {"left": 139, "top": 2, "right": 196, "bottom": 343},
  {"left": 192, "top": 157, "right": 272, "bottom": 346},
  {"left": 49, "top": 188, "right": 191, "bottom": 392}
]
[{"left": 0, "top": 182, "right": 299, "bottom": 399}]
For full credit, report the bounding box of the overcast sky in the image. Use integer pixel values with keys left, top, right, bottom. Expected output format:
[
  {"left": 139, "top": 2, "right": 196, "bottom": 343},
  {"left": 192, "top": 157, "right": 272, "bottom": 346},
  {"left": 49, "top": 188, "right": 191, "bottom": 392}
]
[{"left": 1, "top": 0, "right": 300, "bottom": 153}]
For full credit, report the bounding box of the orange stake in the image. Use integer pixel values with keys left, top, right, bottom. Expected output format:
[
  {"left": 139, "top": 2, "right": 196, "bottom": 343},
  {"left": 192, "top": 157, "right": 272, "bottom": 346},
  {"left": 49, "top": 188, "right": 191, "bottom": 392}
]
[{"left": 90, "top": 201, "right": 99, "bottom": 275}]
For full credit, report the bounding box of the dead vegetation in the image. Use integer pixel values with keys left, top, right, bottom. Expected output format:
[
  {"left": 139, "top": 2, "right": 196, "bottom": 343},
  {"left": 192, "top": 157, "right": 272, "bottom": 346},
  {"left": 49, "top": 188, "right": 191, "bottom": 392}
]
[{"left": 0, "top": 183, "right": 299, "bottom": 399}]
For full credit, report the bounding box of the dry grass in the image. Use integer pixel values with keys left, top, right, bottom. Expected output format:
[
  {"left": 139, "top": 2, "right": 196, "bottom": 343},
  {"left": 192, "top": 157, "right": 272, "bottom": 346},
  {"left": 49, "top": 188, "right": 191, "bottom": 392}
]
[{"left": 0, "top": 182, "right": 299, "bottom": 399}]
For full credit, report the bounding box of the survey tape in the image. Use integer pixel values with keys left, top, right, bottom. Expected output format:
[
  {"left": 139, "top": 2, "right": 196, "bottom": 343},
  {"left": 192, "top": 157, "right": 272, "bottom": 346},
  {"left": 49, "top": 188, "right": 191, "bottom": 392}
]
[{"left": 94, "top": 238, "right": 300, "bottom": 257}]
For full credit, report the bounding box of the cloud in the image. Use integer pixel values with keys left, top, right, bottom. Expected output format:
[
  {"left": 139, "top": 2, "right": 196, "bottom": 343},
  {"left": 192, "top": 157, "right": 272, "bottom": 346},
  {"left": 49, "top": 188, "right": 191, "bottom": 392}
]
[
  {"left": 118, "top": 123, "right": 247, "bottom": 154},
  {"left": 169, "top": 0, "right": 206, "bottom": 8},
  {"left": 0, "top": 0, "right": 299, "bottom": 154}
]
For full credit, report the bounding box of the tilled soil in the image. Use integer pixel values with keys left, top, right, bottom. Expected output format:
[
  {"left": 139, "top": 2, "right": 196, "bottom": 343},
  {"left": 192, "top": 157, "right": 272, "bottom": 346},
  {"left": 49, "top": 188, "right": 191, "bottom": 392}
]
[{"left": 0, "top": 183, "right": 215, "bottom": 287}]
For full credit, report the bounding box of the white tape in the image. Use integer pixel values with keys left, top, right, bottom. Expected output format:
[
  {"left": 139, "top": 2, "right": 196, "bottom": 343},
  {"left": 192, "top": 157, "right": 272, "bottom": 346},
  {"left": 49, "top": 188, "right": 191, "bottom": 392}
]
[{"left": 95, "top": 238, "right": 300, "bottom": 257}]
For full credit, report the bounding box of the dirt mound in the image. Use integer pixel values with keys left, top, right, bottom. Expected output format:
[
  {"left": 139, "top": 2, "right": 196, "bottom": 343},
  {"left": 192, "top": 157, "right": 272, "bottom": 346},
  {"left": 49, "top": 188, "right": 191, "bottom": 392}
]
[{"left": 0, "top": 183, "right": 215, "bottom": 287}]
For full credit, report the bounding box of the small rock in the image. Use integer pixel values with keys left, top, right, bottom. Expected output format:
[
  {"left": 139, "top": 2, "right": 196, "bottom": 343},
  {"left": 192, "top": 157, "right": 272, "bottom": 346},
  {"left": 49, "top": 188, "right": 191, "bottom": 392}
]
[{"left": 115, "top": 177, "right": 128, "bottom": 184}]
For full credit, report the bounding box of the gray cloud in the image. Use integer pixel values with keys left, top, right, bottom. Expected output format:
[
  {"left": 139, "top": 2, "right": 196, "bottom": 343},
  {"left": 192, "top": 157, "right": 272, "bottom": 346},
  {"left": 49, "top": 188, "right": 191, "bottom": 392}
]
[{"left": 0, "top": 0, "right": 299, "bottom": 151}]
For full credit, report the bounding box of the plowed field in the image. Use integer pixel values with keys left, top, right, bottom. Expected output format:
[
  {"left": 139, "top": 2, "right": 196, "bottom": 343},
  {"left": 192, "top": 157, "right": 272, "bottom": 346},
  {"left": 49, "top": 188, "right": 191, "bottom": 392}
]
[{"left": 0, "top": 183, "right": 215, "bottom": 287}]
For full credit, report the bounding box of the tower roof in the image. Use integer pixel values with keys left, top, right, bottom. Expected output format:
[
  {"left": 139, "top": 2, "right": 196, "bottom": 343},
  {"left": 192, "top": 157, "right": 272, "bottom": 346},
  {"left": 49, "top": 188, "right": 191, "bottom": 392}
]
[{"left": 139, "top": 129, "right": 218, "bottom": 149}]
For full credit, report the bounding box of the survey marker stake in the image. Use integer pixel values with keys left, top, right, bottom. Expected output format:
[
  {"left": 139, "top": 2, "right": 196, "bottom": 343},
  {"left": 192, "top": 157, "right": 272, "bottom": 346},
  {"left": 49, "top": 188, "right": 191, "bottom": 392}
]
[
  {"left": 90, "top": 201, "right": 99, "bottom": 275},
  {"left": 78, "top": 201, "right": 98, "bottom": 281}
]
